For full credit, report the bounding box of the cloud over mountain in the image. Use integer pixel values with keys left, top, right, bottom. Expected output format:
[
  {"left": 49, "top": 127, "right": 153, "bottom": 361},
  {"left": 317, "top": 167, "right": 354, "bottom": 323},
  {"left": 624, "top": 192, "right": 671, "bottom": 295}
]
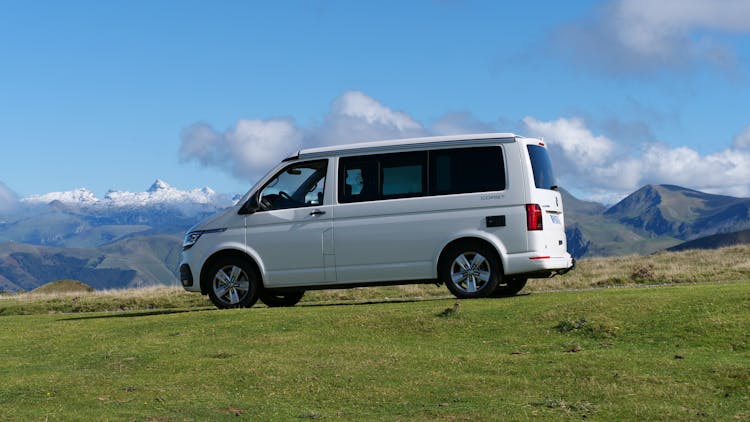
[
  {"left": 523, "top": 117, "right": 750, "bottom": 199},
  {"left": 179, "top": 90, "right": 750, "bottom": 200}
]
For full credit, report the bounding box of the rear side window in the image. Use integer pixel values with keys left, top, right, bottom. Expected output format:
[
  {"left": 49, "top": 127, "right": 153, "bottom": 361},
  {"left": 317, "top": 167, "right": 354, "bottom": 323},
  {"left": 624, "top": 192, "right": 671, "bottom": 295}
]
[
  {"left": 340, "top": 152, "right": 427, "bottom": 203},
  {"left": 527, "top": 145, "right": 558, "bottom": 190},
  {"left": 339, "top": 146, "right": 508, "bottom": 203},
  {"left": 430, "top": 146, "right": 505, "bottom": 195}
]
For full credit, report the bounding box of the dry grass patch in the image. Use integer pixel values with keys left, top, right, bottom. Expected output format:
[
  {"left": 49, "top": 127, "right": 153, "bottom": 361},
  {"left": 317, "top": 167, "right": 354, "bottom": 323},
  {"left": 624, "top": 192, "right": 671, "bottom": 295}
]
[{"left": 535, "top": 244, "right": 750, "bottom": 291}]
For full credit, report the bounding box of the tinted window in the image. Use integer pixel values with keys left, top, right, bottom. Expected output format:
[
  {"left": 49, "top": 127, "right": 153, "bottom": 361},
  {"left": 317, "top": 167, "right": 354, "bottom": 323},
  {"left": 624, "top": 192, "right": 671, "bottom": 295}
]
[
  {"left": 429, "top": 147, "right": 505, "bottom": 195},
  {"left": 381, "top": 153, "right": 426, "bottom": 198},
  {"left": 527, "top": 145, "right": 558, "bottom": 190},
  {"left": 339, "top": 152, "right": 426, "bottom": 203}
]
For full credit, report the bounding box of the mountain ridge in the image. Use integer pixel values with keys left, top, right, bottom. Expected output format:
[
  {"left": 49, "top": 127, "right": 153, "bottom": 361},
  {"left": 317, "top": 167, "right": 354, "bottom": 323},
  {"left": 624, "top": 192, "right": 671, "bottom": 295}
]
[{"left": 22, "top": 179, "right": 231, "bottom": 209}]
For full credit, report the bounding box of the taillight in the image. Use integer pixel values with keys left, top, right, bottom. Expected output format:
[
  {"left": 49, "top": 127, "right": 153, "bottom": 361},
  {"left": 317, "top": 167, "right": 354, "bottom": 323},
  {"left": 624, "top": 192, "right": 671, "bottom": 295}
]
[{"left": 526, "top": 204, "right": 543, "bottom": 231}]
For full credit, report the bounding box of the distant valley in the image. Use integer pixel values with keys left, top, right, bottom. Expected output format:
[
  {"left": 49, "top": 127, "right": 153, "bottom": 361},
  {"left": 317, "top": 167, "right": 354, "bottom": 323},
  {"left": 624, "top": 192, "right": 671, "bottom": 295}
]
[{"left": 1, "top": 181, "right": 749, "bottom": 292}]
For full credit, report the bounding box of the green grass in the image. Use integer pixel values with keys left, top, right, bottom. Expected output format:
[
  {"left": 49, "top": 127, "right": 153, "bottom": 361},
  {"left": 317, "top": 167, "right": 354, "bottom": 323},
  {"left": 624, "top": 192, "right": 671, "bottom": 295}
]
[{"left": 1, "top": 282, "right": 748, "bottom": 421}]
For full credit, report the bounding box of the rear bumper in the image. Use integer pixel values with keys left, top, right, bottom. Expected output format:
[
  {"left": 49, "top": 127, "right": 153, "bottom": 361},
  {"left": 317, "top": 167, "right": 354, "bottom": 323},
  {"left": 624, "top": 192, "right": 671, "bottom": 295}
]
[{"left": 504, "top": 251, "right": 575, "bottom": 277}]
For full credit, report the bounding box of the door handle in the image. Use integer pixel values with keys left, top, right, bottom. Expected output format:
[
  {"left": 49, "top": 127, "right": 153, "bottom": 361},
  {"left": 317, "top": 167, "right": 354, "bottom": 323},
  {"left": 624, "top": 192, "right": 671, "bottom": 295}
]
[{"left": 309, "top": 210, "right": 326, "bottom": 216}]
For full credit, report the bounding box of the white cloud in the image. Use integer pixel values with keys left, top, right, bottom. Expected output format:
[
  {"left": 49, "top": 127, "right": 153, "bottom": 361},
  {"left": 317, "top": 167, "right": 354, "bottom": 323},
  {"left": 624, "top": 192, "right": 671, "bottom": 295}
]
[
  {"left": 522, "top": 117, "right": 615, "bottom": 165},
  {"left": 310, "top": 91, "right": 426, "bottom": 146},
  {"left": 332, "top": 91, "right": 422, "bottom": 133},
  {"left": 523, "top": 116, "right": 750, "bottom": 198},
  {"left": 733, "top": 125, "right": 750, "bottom": 149},
  {"left": 180, "top": 91, "right": 426, "bottom": 179},
  {"left": 180, "top": 119, "right": 302, "bottom": 180},
  {"left": 641, "top": 145, "right": 750, "bottom": 193},
  {"left": 555, "top": 0, "right": 750, "bottom": 74}
]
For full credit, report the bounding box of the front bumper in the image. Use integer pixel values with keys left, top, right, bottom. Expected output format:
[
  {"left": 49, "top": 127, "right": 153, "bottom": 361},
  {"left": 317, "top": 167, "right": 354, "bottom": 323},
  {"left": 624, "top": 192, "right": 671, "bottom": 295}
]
[{"left": 179, "top": 263, "right": 194, "bottom": 288}]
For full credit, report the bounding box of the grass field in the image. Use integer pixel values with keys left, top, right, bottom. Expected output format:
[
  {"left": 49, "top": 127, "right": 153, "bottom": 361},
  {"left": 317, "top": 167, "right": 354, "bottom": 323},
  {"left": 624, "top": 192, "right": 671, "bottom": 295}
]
[
  {"left": 2, "top": 245, "right": 749, "bottom": 316},
  {"left": 1, "top": 281, "right": 748, "bottom": 420}
]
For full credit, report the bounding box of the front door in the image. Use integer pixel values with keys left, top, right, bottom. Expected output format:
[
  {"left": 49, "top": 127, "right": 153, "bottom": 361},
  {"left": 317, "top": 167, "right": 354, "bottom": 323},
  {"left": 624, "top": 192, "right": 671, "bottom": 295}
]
[{"left": 245, "top": 159, "right": 332, "bottom": 287}]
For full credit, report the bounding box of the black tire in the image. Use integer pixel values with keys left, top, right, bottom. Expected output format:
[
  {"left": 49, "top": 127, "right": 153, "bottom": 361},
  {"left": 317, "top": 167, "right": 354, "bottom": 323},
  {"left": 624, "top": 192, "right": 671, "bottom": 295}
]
[
  {"left": 491, "top": 277, "right": 527, "bottom": 297},
  {"left": 259, "top": 290, "right": 305, "bottom": 307},
  {"left": 205, "top": 257, "right": 260, "bottom": 309},
  {"left": 440, "top": 242, "right": 501, "bottom": 299}
]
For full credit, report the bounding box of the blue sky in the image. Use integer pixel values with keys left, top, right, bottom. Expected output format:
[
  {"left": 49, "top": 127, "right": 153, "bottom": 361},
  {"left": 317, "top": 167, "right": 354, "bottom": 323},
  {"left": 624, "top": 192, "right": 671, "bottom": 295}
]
[{"left": 1, "top": 0, "right": 750, "bottom": 203}]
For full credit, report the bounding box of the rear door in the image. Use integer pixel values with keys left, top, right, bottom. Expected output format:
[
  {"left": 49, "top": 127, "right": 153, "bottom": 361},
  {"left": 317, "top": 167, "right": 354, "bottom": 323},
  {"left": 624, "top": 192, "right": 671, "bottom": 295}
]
[{"left": 524, "top": 141, "right": 568, "bottom": 257}]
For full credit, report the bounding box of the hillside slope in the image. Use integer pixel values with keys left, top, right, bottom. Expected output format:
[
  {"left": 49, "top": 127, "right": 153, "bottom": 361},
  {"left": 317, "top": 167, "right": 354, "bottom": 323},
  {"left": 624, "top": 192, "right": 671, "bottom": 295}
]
[
  {"left": 0, "top": 235, "right": 181, "bottom": 292},
  {"left": 667, "top": 228, "right": 750, "bottom": 252}
]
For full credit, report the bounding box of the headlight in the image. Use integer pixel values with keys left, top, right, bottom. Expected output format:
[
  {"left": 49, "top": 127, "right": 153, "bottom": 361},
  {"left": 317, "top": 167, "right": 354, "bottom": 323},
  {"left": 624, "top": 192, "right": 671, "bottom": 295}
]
[
  {"left": 182, "top": 228, "right": 227, "bottom": 250},
  {"left": 183, "top": 231, "right": 204, "bottom": 250}
]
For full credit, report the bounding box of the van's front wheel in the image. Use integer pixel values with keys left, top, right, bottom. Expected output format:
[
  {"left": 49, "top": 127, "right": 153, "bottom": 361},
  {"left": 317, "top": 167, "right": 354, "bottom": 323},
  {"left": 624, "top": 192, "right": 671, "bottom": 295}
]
[
  {"left": 206, "top": 258, "right": 260, "bottom": 309},
  {"left": 441, "top": 243, "right": 501, "bottom": 299}
]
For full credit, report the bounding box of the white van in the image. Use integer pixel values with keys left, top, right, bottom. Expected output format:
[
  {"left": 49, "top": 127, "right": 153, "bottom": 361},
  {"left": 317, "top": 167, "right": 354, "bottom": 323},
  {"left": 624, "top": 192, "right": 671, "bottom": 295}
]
[{"left": 179, "top": 133, "right": 574, "bottom": 309}]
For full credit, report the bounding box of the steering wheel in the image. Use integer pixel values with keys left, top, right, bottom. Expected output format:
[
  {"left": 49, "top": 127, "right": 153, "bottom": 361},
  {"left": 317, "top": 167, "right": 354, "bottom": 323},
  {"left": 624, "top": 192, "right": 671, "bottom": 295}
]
[{"left": 278, "top": 191, "right": 293, "bottom": 201}]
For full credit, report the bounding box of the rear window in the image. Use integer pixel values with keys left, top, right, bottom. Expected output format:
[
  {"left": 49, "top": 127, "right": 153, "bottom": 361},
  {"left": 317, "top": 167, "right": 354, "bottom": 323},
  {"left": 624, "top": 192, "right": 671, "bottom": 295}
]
[
  {"left": 527, "top": 145, "right": 558, "bottom": 190},
  {"left": 430, "top": 146, "right": 505, "bottom": 195}
]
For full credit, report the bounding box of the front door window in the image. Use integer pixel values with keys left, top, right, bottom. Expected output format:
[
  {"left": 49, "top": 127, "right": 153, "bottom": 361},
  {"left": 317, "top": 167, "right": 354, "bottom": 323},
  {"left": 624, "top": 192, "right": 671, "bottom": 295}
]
[{"left": 258, "top": 160, "right": 327, "bottom": 211}]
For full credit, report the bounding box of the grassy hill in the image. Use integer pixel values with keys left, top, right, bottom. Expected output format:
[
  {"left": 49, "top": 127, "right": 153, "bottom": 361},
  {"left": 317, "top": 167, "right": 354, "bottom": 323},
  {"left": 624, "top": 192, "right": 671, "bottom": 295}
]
[
  {"left": 31, "top": 279, "right": 94, "bottom": 294},
  {"left": 0, "top": 282, "right": 747, "bottom": 420}
]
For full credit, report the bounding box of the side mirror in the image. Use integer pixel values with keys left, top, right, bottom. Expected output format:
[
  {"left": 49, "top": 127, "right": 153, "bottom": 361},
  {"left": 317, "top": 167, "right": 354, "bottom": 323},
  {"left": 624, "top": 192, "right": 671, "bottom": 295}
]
[{"left": 238, "top": 195, "right": 260, "bottom": 215}]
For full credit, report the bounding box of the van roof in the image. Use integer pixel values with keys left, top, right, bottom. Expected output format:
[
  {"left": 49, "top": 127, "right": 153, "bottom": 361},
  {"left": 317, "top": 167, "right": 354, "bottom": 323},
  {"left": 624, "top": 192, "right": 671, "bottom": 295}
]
[{"left": 288, "top": 132, "right": 523, "bottom": 161}]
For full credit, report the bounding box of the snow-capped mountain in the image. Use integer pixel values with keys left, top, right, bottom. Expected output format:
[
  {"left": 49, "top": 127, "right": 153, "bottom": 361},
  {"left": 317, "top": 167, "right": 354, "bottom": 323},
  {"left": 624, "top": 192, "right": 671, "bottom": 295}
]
[
  {"left": 3, "top": 179, "right": 241, "bottom": 248},
  {"left": 22, "top": 179, "right": 235, "bottom": 209},
  {"left": 0, "top": 180, "right": 244, "bottom": 292},
  {"left": 22, "top": 188, "right": 101, "bottom": 205}
]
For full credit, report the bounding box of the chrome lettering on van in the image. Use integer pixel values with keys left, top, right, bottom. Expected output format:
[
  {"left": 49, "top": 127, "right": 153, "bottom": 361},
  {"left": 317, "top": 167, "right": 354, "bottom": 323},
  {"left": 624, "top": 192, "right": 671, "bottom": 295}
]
[{"left": 480, "top": 195, "right": 504, "bottom": 201}]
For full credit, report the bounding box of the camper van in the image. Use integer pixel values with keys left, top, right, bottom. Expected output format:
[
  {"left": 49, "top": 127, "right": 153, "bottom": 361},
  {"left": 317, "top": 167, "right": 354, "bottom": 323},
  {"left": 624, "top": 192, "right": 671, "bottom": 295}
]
[{"left": 179, "top": 133, "right": 574, "bottom": 309}]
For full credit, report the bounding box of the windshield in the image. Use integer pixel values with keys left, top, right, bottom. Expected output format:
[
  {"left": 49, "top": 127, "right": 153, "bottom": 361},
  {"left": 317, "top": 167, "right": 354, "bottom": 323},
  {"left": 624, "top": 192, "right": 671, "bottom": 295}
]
[{"left": 527, "top": 145, "right": 558, "bottom": 190}]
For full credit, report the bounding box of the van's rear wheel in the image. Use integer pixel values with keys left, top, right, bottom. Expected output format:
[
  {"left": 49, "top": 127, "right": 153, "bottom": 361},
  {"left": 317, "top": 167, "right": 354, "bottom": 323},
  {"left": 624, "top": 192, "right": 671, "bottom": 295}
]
[
  {"left": 441, "top": 243, "right": 501, "bottom": 299},
  {"left": 492, "top": 277, "right": 527, "bottom": 297},
  {"left": 260, "top": 291, "right": 305, "bottom": 307},
  {"left": 206, "top": 258, "right": 260, "bottom": 309}
]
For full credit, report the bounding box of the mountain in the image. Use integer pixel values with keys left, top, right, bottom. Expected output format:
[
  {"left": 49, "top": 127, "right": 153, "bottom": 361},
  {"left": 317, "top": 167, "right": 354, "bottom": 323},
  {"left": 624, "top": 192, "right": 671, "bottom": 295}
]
[
  {"left": 605, "top": 185, "right": 750, "bottom": 239},
  {"left": 2, "top": 180, "right": 237, "bottom": 248},
  {"left": 23, "top": 179, "right": 229, "bottom": 211},
  {"left": 563, "top": 184, "right": 750, "bottom": 259}
]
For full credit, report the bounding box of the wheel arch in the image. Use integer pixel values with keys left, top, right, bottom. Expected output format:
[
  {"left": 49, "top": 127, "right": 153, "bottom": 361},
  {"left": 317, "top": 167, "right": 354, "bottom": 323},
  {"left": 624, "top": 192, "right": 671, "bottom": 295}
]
[
  {"left": 436, "top": 235, "right": 507, "bottom": 280},
  {"left": 199, "top": 249, "right": 264, "bottom": 295}
]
